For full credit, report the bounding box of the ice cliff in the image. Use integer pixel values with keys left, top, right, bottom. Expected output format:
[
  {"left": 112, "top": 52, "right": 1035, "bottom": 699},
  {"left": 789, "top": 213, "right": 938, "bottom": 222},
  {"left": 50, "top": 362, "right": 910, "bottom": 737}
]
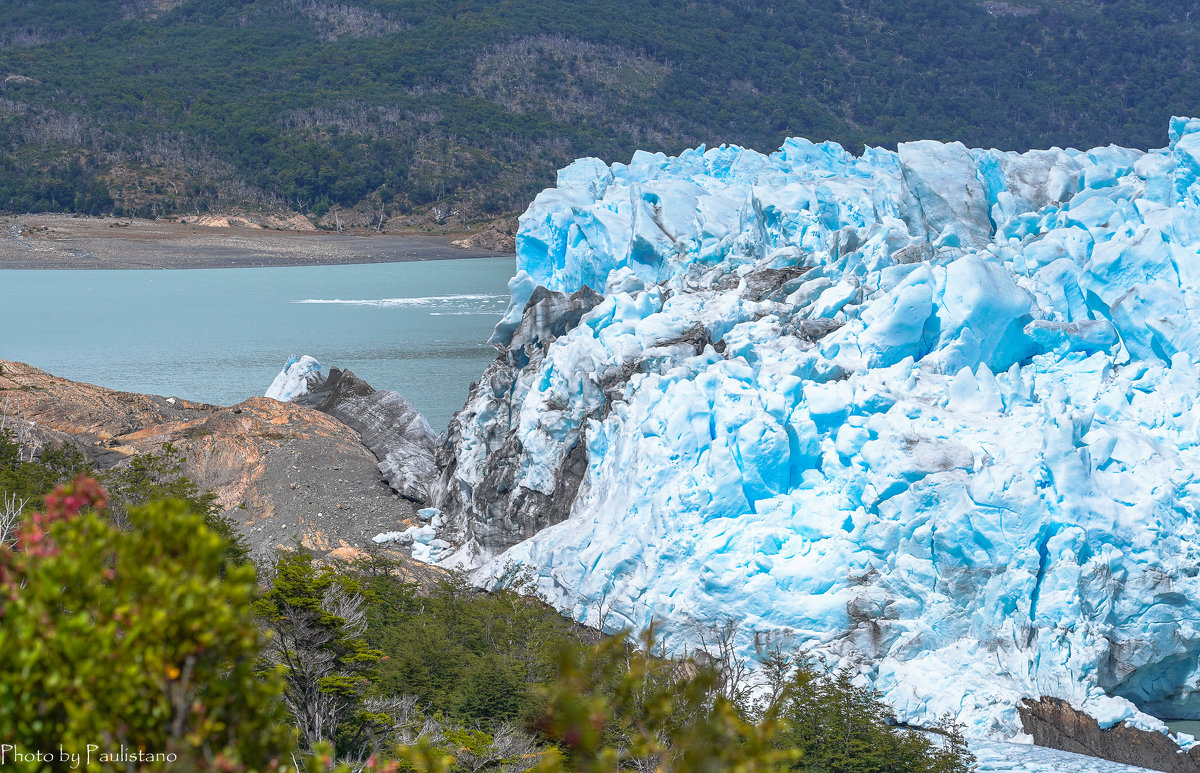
[{"left": 430, "top": 117, "right": 1200, "bottom": 741}]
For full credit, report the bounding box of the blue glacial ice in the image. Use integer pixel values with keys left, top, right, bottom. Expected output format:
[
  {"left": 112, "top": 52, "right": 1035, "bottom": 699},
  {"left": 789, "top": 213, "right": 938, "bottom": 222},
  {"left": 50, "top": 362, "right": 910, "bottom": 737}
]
[
  {"left": 434, "top": 118, "right": 1200, "bottom": 741},
  {"left": 266, "top": 355, "right": 322, "bottom": 401},
  {"left": 972, "top": 740, "right": 1161, "bottom": 773}
]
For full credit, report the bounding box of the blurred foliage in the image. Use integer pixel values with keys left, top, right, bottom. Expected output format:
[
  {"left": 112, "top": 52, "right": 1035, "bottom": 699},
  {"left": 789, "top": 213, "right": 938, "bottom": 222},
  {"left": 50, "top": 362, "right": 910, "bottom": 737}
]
[
  {"left": 532, "top": 628, "right": 794, "bottom": 773},
  {"left": 0, "top": 0, "right": 1196, "bottom": 222},
  {"left": 0, "top": 475, "right": 294, "bottom": 771}
]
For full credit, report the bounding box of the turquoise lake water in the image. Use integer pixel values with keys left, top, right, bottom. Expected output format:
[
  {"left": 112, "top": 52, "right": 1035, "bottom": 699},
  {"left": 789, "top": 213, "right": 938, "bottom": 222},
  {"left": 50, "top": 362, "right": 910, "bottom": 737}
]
[
  {"left": 0, "top": 257, "right": 515, "bottom": 431},
  {"left": 1168, "top": 719, "right": 1200, "bottom": 738}
]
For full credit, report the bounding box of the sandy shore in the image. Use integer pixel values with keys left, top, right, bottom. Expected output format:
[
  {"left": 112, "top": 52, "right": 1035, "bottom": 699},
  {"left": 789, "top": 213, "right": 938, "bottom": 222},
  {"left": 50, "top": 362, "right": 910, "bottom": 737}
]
[{"left": 0, "top": 214, "right": 510, "bottom": 269}]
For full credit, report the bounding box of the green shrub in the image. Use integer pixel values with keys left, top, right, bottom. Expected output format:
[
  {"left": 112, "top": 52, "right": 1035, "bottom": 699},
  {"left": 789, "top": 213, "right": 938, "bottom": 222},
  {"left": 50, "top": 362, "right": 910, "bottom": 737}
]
[
  {"left": 0, "top": 428, "right": 88, "bottom": 505},
  {"left": 768, "top": 652, "right": 975, "bottom": 773},
  {"left": 533, "top": 628, "right": 794, "bottom": 773},
  {"left": 0, "top": 475, "right": 293, "bottom": 771},
  {"left": 102, "top": 442, "right": 250, "bottom": 568},
  {"left": 360, "top": 564, "right": 583, "bottom": 728}
]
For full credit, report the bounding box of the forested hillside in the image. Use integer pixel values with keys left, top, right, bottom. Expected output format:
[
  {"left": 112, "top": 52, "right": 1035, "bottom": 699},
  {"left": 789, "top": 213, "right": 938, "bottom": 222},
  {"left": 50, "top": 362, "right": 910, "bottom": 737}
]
[{"left": 0, "top": 0, "right": 1196, "bottom": 227}]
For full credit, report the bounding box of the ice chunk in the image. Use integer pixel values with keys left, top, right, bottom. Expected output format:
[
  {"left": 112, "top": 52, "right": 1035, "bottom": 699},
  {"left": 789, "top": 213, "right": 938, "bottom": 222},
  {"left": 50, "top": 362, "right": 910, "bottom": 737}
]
[
  {"left": 898, "top": 140, "right": 993, "bottom": 249},
  {"left": 265, "top": 355, "right": 321, "bottom": 402},
  {"left": 557, "top": 157, "right": 613, "bottom": 200},
  {"left": 1173, "top": 117, "right": 1200, "bottom": 209}
]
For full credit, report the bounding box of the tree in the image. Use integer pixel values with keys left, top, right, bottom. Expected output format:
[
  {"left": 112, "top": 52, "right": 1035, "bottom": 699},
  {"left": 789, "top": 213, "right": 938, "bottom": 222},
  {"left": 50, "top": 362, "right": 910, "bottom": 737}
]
[
  {"left": 0, "top": 426, "right": 88, "bottom": 504},
  {"left": 0, "top": 475, "right": 293, "bottom": 770},
  {"left": 255, "top": 550, "right": 383, "bottom": 756},
  {"left": 363, "top": 564, "right": 585, "bottom": 730},
  {"left": 770, "top": 656, "right": 975, "bottom": 773},
  {"left": 534, "top": 627, "right": 794, "bottom": 773}
]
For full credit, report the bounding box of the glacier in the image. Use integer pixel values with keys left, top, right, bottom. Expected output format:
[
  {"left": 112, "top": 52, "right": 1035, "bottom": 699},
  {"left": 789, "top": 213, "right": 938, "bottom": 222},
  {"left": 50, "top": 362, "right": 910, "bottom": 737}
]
[
  {"left": 972, "top": 741, "right": 1161, "bottom": 773},
  {"left": 427, "top": 118, "right": 1200, "bottom": 743}
]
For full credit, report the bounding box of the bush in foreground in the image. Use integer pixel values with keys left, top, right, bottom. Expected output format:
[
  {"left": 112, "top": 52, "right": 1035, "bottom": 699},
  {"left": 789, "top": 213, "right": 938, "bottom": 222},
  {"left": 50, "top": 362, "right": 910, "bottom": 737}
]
[
  {"left": 0, "top": 475, "right": 292, "bottom": 771},
  {"left": 387, "top": 627, "right": 975, "bottom": 773}
]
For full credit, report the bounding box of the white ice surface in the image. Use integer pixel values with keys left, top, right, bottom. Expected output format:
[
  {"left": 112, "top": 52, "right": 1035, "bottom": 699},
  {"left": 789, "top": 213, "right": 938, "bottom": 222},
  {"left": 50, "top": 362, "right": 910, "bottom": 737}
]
[
  {"left": 265, "top": 355, "right": 321, "bottom": 401},
  {"left": 972, "top": 740, "right": 1158, "bottom": 773}
]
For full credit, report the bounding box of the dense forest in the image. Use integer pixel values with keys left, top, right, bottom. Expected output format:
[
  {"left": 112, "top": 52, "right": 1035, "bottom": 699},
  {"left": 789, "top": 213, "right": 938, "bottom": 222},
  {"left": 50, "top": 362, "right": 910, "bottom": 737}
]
[{"left": 0, "top": 0, "right": 1196, "bottom": 226}]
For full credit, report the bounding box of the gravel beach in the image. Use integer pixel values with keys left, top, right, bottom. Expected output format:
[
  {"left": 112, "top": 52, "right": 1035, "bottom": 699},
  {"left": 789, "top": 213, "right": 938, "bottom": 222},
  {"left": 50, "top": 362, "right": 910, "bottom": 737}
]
[{"left": 0, "top": 214, "right": 509, "bottom": 269}]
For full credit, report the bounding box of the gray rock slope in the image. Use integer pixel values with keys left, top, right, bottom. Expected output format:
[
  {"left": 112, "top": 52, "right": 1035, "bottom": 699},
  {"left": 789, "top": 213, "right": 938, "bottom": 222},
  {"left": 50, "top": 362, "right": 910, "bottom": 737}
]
[{"left": 296, "top": 367, "right": 439, "bottom": 503}]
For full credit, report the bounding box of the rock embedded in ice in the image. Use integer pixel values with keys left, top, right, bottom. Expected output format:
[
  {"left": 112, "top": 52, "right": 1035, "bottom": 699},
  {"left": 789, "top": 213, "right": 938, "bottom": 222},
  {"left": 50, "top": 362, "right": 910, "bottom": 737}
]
[
  {"left": 432, "top": 118, "right": 1200, "bottom": 746},
  {"left": 1018, "top": 696, "right": 1200, "bottom": 771},
  {"left": 294, "top": 367, "right": 438, "bottom": 503}
]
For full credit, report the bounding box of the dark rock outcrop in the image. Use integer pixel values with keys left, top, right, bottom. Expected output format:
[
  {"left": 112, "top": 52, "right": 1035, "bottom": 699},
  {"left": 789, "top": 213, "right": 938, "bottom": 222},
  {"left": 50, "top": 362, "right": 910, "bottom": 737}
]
[
  {"left": 431, "top": 285, "right": 609, "bottom": 559},
  {"left": 294, "top": 367, "right": 438, "bottom": 503},
  {"left": 740, "top": 265, "right": 812, "bottom": 302},
  {"left": 1019, "top": 696, "right": 1200, "bottom": 773},
  {"left": 795, "top": 318, "right": 844, "bottom": 342},
  {"left": 499, "top": 285, "right": 604, "bottom": 365},
  {"left": 432, "top": 355, "right": 591, "bottom": 559}
]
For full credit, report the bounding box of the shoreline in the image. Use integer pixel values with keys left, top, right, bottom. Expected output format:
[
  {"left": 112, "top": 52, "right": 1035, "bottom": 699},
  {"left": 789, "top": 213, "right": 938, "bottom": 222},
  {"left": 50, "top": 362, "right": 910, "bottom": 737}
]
[{"left": 0, "top": 214, "right": 512, "bottom": 270}]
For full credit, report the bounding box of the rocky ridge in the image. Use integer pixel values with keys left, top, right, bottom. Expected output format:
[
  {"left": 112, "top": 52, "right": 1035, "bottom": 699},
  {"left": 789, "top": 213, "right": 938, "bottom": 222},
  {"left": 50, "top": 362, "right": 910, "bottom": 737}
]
[
  {"left": 429, "top": 285, "right": 605, "bottom": 563},
  {"left": 0, "top": 359, "right": 434, "bottom": 580},
  {"left": 1019, "top": 698, "right": 1200, "bottom": 773},
  {"left": 292, "top": 367, "right": 439, "bottom": 503}
]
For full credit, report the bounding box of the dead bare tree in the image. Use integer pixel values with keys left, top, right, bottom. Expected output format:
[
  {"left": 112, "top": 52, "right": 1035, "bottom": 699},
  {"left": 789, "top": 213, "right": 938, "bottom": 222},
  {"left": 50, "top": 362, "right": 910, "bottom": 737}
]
[
  {"left": 582, "top": 581, "right": 617, "bottom": 641},
  {"left": 690, "top": 618, "right": 753, "bottom": 708},
  {"left": 323, "top": 580, "right": 368, "bottom": 637},
  {"left": 0, "top": 394, "right": 42, "bottom": 463},
  {"left": 332, "top": 694, "right": 539, "bottom": 773},
  {"left": 450, "top": 723, "right": 539, "bottom": 773},
  {"left": 334, "top": 694, "right": 422, "bottom": 771},
  {"left": 260, "top": 579, "right": 371, "bottom": 751},
  {"left": 286, "top": 1, "right": 408, "bottom": 41},
  {"left": 1, "top": 27, "right": 75, "bottom": 49},
  {"left": 469, "top": 35, "right": 670, "bottom": 121},
  {"left": 1, "top": 492, "right": 27, "bottom": 546}
]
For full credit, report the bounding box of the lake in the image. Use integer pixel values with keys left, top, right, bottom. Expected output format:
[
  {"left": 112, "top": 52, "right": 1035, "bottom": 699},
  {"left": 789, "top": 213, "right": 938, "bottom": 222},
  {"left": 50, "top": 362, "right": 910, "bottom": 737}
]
[{"left": 0, "top": 257, "right": 515, "bottom": 431}]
